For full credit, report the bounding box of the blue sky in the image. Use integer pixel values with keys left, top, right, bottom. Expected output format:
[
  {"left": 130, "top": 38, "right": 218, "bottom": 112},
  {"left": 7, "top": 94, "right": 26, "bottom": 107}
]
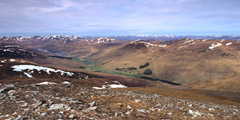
[{"left": 0, "top": 0, "right": 239, "bottom": 36}]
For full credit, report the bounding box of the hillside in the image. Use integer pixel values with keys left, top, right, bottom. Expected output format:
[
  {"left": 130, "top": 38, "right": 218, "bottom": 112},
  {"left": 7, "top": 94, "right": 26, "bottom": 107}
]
[
  {"left": 90, "top": 38, "right": 240, "bottom": 90},
  {"left": 1, "top": 36, "right": 240, "bottom": 91}
]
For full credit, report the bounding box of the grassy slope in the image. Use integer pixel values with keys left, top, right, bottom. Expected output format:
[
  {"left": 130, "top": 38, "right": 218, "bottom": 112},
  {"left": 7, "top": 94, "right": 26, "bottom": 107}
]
[{"left": 89, "top": 40, "right": 240, "bottom": 90}]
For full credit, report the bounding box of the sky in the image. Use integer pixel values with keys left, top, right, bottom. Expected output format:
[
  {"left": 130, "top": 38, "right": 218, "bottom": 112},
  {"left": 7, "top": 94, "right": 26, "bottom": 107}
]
[{"left": 0, "top": 0, "right": 239, "bottom": 36}]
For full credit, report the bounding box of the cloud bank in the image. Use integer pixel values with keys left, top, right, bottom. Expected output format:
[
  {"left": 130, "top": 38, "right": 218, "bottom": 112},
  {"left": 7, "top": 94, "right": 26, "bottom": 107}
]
[{"left": 0, "top": 0, "right": 239, "bottom": 35}]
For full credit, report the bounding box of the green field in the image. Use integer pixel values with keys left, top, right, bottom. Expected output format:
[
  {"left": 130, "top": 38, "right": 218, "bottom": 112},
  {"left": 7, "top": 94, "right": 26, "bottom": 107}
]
[{"left": 73, "top": 57, "right": 142, "bottom": 78}]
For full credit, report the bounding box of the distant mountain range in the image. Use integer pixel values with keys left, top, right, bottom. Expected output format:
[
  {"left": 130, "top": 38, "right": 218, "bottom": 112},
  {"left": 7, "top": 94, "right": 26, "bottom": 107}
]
[
  {"left": 1, "top": 35, "right": 240, "bottom": 41},
  {"left": 107, "top": 35, "right": 240, "bottom": 41}
]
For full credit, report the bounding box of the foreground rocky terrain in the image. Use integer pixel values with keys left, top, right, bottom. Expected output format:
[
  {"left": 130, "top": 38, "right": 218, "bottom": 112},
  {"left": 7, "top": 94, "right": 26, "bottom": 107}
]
[{"left": 0, "top": 83, "right": 239, "bottom": 120}]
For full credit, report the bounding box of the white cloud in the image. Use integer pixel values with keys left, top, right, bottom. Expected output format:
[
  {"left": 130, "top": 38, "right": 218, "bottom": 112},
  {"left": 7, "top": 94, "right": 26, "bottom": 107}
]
[
  {"left": 0, "top": 0, "right": 239, "bottom": 35},
  {"left": 28, "top": 0, "right": 74, "bottom": 13}
]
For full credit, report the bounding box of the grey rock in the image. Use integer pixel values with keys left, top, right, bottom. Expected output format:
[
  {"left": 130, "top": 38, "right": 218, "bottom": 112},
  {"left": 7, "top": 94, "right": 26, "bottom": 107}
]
[
  {"left": 0, "top": 84, "right": 15, "bottom": 93},
  {"left": 60, "top": 98, "right": 67, "bottom": 102},
  {"left": 48, "top": 100, "right": 54, "bottom": 105},
  {"left": 69, "top": 114, "right": 77, "bottom": 119},
  {"left": 82, "top": 106, "right": 97, "bottom": 112},
  {"left": 6, "top": 84, "right": 15, "bottom": 88},
  {"left": 89, "top": 101, "right": 96, "bottom": 107},
  {"left": 20, "top": 102, "right": 28, "bottom": 107},
  {"left": 69, "top": 98, "right": 81, "bottom": 104},
  {"left": 56, "top": 114, "right": 63, "bottom": 118},
  {"left": 48, "top": 104, "right": 71, "bottom": 111},
  {"left": 12, "top": 115, "right": 21, "bottom": 120},
  {"left": 32, "top": 101, "right": 42, "bottom": 108},
  {"left": 8, "top": 90, "right": 16, "bottom": 96},
  {"left": 137, "top": 109, "right": 149, "bottom": 114},
  {"left": 41, "top": 112, "right": 48, "bottom": 116}
]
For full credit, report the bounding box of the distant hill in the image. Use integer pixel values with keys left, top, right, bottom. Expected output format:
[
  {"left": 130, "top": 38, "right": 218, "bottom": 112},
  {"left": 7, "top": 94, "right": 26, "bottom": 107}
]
[{"left": 0, "top": 44, "right": 44, "bottom": 59}]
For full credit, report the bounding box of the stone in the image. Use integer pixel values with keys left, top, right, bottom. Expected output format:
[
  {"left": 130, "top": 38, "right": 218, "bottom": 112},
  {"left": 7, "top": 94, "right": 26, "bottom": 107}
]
[
  {"left": 137, "top": 109, "right": 149, "bottom": 114},
  {"left": 20, "top": 103, "right": 28, "bottom": 107},
  {"left": 41, "top": 112, "right": 48, "bottom": 116},
  {"left": 188, "top": 110, "right": 202, "bottom": 118},
  {"left": 0, "top": 84, "right": 15, "bottom": 93},
  {"left": 82, "top": 106, "right": 97, "bottom": 112},
  {"left": 56, "top": 114, "right": 63, "bottom": 119},
  {"left": 69, "top": 98, "right": 81, "bottom": 104},
  {"left": 48, "top": 104, "right": 71, "bottom": 111},
  {"left": 32, "top": 101, "right": 43, "bottom": 108},
  {"left": 89, "top": 101, "right": 96, "bottom": 107},
  {"left": 69, "top": 114, "right": 77, "bottom": 119}
]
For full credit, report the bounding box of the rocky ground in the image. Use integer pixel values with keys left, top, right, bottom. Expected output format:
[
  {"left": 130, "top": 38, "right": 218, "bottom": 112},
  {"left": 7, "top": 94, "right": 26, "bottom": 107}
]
[{"left": 0, "top": 82, "right": 239, "bottom": 120}]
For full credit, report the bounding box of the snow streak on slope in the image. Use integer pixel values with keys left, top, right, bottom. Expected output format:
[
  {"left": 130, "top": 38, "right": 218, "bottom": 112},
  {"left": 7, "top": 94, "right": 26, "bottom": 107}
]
[
  {"left": 208, "top": 43, "right": 222, "bottom": 50},
  {"left": 11, "top": 65, "right": 74, "bottom": 77},
  {"left": 92, "top": 81, "right": 127, "bottom": 89}
]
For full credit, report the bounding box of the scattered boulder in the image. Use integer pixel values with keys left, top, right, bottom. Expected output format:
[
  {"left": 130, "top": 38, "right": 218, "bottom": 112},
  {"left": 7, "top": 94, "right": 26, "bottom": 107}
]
[
  {"left": 32, "top": 101, "right": 43, "bottom": 108},
  {"left": 0, "top": 84, "right": 15, "bottom": 93},
  {"left": 82, "top": 106, "right": 97, "bottom": 112},
  {"left": 69, "top": 114, "right": 77, "bottom": 119},
  {"left": 89, "top": 101, "right": 96, "bottom": 107},
  {"left": 137, "top": 109, "right": 150, "bottom": 114},
  {"left": 0, "top": 83, "right": 238, "bottom": 119},
  {"left": 48, "top": 104, "right": 71, "bottom": 111}
]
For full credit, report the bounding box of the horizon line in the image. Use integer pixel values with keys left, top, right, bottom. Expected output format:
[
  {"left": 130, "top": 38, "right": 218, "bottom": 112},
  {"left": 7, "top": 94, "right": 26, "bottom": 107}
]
[{"left": 0, "top": 32, "right": 239, "bottom": 37}]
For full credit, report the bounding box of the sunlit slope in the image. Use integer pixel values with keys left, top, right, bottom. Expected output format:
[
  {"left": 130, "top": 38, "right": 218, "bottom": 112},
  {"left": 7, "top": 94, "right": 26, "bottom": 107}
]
[{"left": 90, "top": 39, "right": 240, "bottom": 90}]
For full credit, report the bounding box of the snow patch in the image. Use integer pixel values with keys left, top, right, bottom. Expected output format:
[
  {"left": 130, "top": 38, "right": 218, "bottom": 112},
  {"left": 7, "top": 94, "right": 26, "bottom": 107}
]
[
  {"left": 38, "top": 49, "right": 49, "bottom": 53},
  {"left": 159, "top": 44, "right": 167, "bottom": 48},
  {"left": 208, "top": 43, "right": 222, "bottom": 50},
  {"left": 226, "top": 42, "right": 232, "bottom": 46},
  {"left": 137, "top": 109, "right": 149, "bottom": 114},
  {"left": 183, "top": 40, "right": 194, "bottom": 44},
  {"left": 135, "top": 99, "right": 141, "bottom": 103},
  {"left": 92, "top": 85, "right": 107, "bottom": 90},
  {"left": 108, "top": 84, "right": 127, "bottom": 88},
  {"left": 24, "top": 72, "right": 33, "bottom": 78},
  {"left": 9, "top": 59, "right": 16, "bottom": 62},
  {"left": 48, "top": 104, "right": 71, "bottom": 111},
  {"left": 188, "top": 110, "right": 202, "bottom": 118},
  {"left": 208, "top": 108, "right": 215, "bottom": 111},
  {"left": 131, "top": 40, "right": 166, "bottom": 48},
  {"left": 62, "top": 81, "right": 71, "bottom": 84},
  {"left": 36, "top": 82, "right": 57, "bottom": 85},
  {"left": 178, "top": 45, "right": 187, "bottom": 49},
  {"left": 92, "top": 82, "right": 127, "bottom": 89},
  {"left": 168, "top": 112, "right": 172, "bottom": 116},
  {"left": 130, "top": 39, "right": 141, "bottom": 43},
  {"left": 94, "top": 37, "right": 116, "bottom": 44},
  {"left": 1, "top": 60, "right": 7, "bottom": 63},
  {"left": 11, "top": 65, "right": 74, "bottom": 76}
]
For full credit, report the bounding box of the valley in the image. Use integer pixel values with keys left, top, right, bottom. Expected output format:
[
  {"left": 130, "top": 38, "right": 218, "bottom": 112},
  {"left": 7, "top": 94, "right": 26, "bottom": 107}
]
[
  {"left": 1, "top": 0, "right": 240, "bottom": 119},
  {"left": 0, "top": 36, "right": 240, "bottom": 119}
]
